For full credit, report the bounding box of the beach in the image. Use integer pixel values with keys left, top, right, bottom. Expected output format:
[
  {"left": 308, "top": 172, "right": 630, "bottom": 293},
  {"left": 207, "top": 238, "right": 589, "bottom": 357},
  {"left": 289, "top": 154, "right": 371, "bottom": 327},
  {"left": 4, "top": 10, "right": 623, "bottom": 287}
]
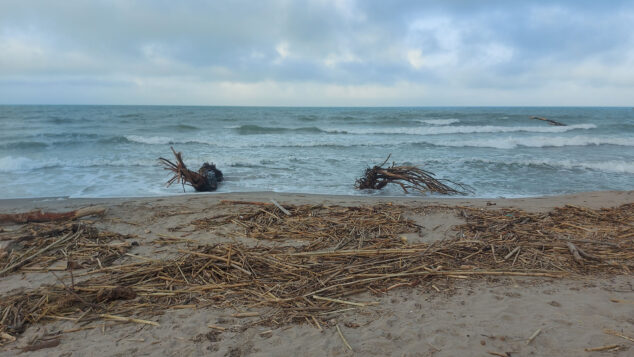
[
  {"left": 1, "top": 190, "right": 632, "bottom": 356},
  {"left": 3, "top": 0, "right": 634, "bottom": 356}
]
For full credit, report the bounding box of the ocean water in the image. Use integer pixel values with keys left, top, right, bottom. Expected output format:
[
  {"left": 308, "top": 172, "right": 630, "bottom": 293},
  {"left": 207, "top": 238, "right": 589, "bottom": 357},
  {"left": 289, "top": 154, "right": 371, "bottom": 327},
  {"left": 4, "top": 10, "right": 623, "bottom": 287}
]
[{"left": 0, "top": 106, "right": 632, "bottom": 199}]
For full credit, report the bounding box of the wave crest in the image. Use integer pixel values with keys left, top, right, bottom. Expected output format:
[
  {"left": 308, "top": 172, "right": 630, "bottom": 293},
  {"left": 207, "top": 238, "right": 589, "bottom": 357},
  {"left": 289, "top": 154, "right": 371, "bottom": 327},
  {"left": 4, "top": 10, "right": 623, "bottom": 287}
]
[
  {"left": 429, "top": 135, "right": 632, "bottom": 149},
  {"left": 345, "top": 124, "right": 596, "bottom": 135},
  {"left": 124, "top": 135, "right": 175, "bottom": 145},
  {"left": 417, "top": 119, "right": 460, "bottom": 125},
  {"left": 234, "top": 125, "right": 331, "bottom": 135}
]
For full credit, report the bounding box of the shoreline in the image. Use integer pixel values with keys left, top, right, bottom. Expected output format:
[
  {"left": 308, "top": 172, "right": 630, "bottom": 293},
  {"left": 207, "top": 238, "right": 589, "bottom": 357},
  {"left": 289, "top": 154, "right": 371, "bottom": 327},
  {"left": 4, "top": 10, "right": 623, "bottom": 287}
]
[{"left": 1, "top": 190, "right": 632, "bottom": 213}]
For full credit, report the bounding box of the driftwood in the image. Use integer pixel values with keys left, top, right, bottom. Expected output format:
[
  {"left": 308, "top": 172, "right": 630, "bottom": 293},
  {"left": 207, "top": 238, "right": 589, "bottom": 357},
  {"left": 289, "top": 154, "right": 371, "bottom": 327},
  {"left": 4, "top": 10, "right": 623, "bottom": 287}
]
[
  {"left": 0, "top": 206, "right": 106, "bottom": 224},
  {"left": 355, "top": 155, "right": 472, "bottom": 195},
  {"left": 530, "top": 116, "right": 566, "bottom": 126},
  {"left": 158, "top": 147, "right": 223, "bottom": 192}
]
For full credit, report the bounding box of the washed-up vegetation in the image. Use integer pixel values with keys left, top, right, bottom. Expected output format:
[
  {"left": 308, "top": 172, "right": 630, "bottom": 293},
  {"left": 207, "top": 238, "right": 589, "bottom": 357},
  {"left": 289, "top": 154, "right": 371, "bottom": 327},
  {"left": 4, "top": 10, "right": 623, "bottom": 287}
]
[{"left": 1, "top": 202, "right": 632, "bottom": 341}]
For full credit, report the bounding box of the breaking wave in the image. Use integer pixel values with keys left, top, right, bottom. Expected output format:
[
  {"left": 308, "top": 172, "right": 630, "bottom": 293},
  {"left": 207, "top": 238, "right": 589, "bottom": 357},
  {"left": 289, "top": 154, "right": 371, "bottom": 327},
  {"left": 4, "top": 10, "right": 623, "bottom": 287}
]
[
  {"left": 427, "top": 135, "right": 632, "bottom": 149},
  {"left": 0, "top": 156, "right": 156, "bottom": 172},
  {"left": 124, "top": 135, "right": 175, "bottom": 145},
  {"left": 417, "top": 119, "right": 460, "bottom": 125},
  {"left": 462, "top": 158, "right": 634, "bottom": 174},
  {"left": 234, "top": 125, "right": 332, "bottom": 135},
  {"left": 344, "top": 124, "right": 596, "bottom": 135}
]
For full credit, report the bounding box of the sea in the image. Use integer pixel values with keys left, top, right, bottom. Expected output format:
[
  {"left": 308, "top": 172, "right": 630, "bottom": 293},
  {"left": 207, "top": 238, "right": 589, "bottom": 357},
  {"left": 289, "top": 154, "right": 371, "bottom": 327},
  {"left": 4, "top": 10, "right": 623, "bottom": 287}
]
[{"left": 0, "top": 106, "right": 632, "bottom": 199}]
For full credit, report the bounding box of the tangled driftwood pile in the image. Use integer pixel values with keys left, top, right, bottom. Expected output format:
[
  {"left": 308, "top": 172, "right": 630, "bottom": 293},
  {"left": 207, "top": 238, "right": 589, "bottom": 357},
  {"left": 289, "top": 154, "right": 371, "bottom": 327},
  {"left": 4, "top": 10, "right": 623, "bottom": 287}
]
[
  {"left": 159, "top": 147, "right": 223, "bottom": 192},
  {"left": 355, "top": 155, "right": 472, "bottom": 195},
  {"left": 1, "top": 202, "right": 631, "bottom": 339}
]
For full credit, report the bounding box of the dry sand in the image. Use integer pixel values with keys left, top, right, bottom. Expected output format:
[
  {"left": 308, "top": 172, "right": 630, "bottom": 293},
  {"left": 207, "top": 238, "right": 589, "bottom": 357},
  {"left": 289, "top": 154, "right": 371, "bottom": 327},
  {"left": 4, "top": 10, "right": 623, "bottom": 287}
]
[{"left": 1, "top": 191, "right": 632, "bottom": 356}]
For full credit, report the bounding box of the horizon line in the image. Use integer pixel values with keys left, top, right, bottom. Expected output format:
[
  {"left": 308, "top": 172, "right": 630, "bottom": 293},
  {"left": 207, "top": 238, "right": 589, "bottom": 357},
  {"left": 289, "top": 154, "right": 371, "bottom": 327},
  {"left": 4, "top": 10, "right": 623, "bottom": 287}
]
[{"left": 1, "top": 104, "right": 633, "bottom": 108}]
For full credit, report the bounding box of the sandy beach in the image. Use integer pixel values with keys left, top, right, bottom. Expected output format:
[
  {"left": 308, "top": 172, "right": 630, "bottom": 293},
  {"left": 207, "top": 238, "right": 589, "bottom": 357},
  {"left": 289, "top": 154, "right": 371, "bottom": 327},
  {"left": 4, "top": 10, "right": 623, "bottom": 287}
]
[
  {"left": 0, "top": 191, "right": 632, "bottom": 356},
  {"left": 3, "top": 1, "right": 634, "bottom": 356}
]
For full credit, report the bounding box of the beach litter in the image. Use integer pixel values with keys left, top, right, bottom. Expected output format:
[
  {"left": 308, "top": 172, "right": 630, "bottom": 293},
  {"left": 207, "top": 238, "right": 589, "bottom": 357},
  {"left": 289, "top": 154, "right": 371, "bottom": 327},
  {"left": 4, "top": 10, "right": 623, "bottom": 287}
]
[{"left": 0, "top": 202, "right": 631, "bottom": 340}]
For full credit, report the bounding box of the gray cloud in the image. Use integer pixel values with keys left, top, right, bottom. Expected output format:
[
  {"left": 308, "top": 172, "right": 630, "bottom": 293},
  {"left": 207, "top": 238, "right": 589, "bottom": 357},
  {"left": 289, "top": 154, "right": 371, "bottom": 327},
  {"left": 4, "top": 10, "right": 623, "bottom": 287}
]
[{"left": 1, "top": 0, "right": 633, "bottom": 105}]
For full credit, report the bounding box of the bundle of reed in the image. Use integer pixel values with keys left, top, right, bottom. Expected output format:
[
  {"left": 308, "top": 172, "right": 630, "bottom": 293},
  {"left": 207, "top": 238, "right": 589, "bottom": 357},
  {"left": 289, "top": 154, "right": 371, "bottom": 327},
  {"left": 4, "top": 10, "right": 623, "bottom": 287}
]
[
  {"left": 0, "top": 223, "right": 134, "bottom": 276},
  {"left": 454, "top": 203, "right": 634, "bottom": 272},
  {"left": 1, "top": 203, "right": 631, "bottom": 338},
  {"left": 355, "top": 155, "right": 472, "bottom": 195},
  {"left": 193, "top": 203, "right": 420, "bottom": 250}
]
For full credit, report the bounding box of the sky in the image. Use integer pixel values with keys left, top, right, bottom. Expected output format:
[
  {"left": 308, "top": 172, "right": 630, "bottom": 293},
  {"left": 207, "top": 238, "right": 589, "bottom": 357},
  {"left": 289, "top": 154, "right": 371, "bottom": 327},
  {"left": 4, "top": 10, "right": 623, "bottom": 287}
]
[{"left": 1, "top": 0, "right": 633, "bottom": 106}]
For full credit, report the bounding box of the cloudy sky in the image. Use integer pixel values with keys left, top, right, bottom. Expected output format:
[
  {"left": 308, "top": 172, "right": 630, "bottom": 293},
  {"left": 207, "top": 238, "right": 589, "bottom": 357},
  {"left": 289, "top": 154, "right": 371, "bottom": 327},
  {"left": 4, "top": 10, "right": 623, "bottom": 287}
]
[{"left": 1, "top": 0, "right": 633, "bottom": 106}]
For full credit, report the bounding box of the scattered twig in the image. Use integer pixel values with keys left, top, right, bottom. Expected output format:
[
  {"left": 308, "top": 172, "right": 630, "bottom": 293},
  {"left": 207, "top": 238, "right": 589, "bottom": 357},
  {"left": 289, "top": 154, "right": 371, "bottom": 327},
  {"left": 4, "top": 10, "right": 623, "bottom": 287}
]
[
  {"left": 0, "top": 332, "right": 16, "bottom": 344},
  {"left": 269, "top": 199, "right": 291, "bottom": 216},
  {"left": 0, "top": 230, "right": 79, "bottom": 276},
  {"left": 526, "top": 328, "right": 542, "bottom": 345},
  {"left": 567, "top": 242, "right": 585, "bottom": 265},
  {"left": 312, "top": 295, "right": 377, "bottom": 307},
  {"left": 504, "top": 247, "right": 521, "bottom": 261},
  {"left": 610, "top": 299, "right": 634, "bottom": 304},
  {"left": 584, "top": 344, "right": 622, "bottom": 352},
  {"left": 336, "top": 324, "right": 353, "bottom": 352},
  {"left": 487, "top": 352, "right": 511, "bottom": 357},
  {"left": 604, "top": 329, "right": 634, "bottom": 343},
  {"left": 20, "top": 338, "right": 61, "bottom": 352},
  {"left": 0, "top": 202, "right": 631, "bottom": 341},
  {"left": 100, "top": 314, "right": 160, "bottom": 326}
]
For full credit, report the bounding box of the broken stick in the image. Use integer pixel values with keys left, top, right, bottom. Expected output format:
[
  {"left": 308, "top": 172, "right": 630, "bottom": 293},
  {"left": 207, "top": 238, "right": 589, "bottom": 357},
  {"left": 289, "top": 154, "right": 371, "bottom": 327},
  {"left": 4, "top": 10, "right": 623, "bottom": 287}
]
[
  {"left": 0, "top": 206, "right": 106, "bottom": 224},
  {"left": 270, "top": 199, "right": 291, "bottom": 216}
]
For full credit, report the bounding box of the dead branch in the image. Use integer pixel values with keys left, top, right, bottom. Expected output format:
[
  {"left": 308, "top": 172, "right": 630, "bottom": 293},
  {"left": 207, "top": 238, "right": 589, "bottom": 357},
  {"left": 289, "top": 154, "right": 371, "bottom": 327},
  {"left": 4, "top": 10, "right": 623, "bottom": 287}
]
[
  {"left": 158, "top": 147, "right": 223, "bottom": 192},
  {"left": 530, "top": 116, "right": 566, "bottom": 126},
  {"left": 355, "top": 155, "right": 472, "bottom": 195},
  {"left": 0, "top": 206, "right": 106, "bottom": 224}
]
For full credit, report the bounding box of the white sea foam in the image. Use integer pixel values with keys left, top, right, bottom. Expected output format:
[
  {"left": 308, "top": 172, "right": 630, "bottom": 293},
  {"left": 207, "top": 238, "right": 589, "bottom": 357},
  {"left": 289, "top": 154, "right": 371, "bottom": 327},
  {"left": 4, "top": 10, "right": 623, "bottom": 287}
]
[
  {"left": 417, "top": 119, "right": 460, "bottom": 125},
  {"left": 341, "top": 124, "right": 596, "bottom": 135},
  {"left": 0, "top": 156, "right": 157, "bottom": 172},
  {"left": 432, "top": 135, "right": 633, "bottom": 149},
  {"left": 465, "top": 158, "right": 634, "bottom": 174},
  {"left": 524, "top": 159, "right": 634, "bottom": 174},
  {"left": 124, "top": 135, "right": 175, "bottom": 145},
  {"left": 0, "top": 156, "right": 43, "bottom": 172},
  {"left": 118, "top": 132, "right": 631, "bottom": 150}
]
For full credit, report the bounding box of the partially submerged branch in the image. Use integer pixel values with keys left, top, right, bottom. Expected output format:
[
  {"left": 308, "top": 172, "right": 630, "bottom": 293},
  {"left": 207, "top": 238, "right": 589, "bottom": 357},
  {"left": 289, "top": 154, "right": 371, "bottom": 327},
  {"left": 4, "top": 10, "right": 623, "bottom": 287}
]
[
  {"left": 530, "top": 116, "right": 566, "bottom": 126},
  {"left": 355, "top": 155, "right": 472, "bottom": 195},
  {"left": 158, "top": 147, "right": 223, "bottom": 192}
]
